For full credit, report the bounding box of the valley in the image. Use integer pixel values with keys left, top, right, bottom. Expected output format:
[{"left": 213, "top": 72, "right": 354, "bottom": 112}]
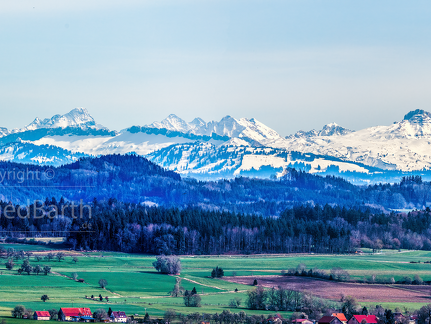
[{"left": 2, "top": 245, "right": 431, "bottom": 322}]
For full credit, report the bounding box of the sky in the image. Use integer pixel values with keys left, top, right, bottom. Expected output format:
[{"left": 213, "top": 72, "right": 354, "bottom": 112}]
[{"left": 1, "top": 0, "right": 431, "bottom": 136}]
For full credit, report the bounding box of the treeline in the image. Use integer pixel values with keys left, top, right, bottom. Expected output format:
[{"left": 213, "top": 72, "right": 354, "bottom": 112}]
[
  {"left": 246, "top": 285, "right": 338, "bottom": 317},
  {"left": 0, "top": 127, "right": 116, "bottom": 146},
  {"left": 284, "top": 264, "right": 428, "bottom": 285},
  {"left": 3, "top": 199, "right": 431, "bottom": 253},
  {"left": 127, "top": 126, "right": 230, "bottom": 142}
]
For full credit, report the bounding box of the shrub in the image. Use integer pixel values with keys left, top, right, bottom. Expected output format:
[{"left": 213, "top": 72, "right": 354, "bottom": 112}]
[
  {"left": 183, "top": 294, "right": 201, "bottom": 307},
  {"left": 153, "top": 255, "right": 181, "bottom": 274}
]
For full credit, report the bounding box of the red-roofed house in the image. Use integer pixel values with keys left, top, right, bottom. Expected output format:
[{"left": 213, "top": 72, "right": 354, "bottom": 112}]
[
  {"left": 58, "top": 308, "right": 92, "bottom": 322},
  {"left": 332, "top": 313, "right": 348, "bottom": 324},
  {"left": 318, "top": 316, "right": 343, "bottom": 324},
  {"left": 267, "top": 314, "right": 283, "bottom": 323},
  {"left": 33, "top": 311, "right": 50, "bottom": 321},
  {"left": 110, "top": 311, "right": 127, "bottom": 323},
  {"left": 348, "top": 315, "right": 378, "bottom": 324}
]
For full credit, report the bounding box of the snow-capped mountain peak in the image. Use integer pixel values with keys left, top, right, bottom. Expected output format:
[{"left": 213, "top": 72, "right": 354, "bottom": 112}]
[
  {"left": 237, "top": 117, "right": 283, "bottom": 142},
  {"left": 389, "top": 109, "right": 431, "bottom": 138},
  {"left": 319, "top": 122, "right": 353, "bottom": 136},
  {"left": 20, "top": 107, "right": 98, "bottom": 132},
  {"left": 145, "top": 114, "right": 282, "bottom": 144},
  {"left": 189, "top": 117, "right": 206, "bottom": 129},
  {"left": 209, "top": 115, "right": 245, "bottom": 137},
  {"left": 147, "top": 114, "right": 191, "bottom": 133},
  {"left": 287, "top": 122, "right": 352, "bottom": 139},
  {"left": 403, "top": 109, "right": 431, "bottom": 123},
  {"left": 0, "top": 127, "right": 9, "bottom": 137},
  {"left": 61, "top": 107, "right": 95, "bottom": 126}
]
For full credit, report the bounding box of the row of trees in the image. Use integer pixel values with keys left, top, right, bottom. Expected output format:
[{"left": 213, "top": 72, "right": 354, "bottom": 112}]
[
  {"left": 283, "top": 264, "right": 351, "bottom": 282},
  {"left": 284, "top": 264, "right": 428, "bottom": 285},
  {"left": 5, "top": 259, "right": 51, "bottom": 275},
  {"left": 245, "top": 286, "right": 337, "bottom": 313},
  {"left": 63, "top": 203, "right": 431, "bottom": 254},
  {"left": 0, "top": 248, "right": 66, "bottom": 262}
]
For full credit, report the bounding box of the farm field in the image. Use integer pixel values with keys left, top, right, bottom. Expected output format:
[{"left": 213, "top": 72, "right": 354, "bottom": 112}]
[
  {"left": 1, "top": 244, "right": 431, "bottom": 321},
  {"left": 223, "top": 275, "right": 431, "bottom": 303}
]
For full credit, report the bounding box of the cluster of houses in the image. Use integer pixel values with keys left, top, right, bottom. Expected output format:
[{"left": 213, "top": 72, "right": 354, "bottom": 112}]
[
  {"left": 31, "top": 309, "right": 417, "bottom": 324},
  {"left": 292, "top": 313, "right": 416, "bottom": 324},
  {"left": 317, "top": 314, "right": 379, "bottom": 324},
  {"left": 33, "top": 308, "right": 127, "bottom": 323}
]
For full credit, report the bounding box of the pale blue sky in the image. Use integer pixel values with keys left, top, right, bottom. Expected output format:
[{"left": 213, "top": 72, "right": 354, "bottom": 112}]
[{"left": 1, "top": 0, "right": 431, "bottom": 135}]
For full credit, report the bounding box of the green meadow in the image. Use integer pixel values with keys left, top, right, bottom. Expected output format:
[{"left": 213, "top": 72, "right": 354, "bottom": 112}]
[{"left": 1, "top": 244, "right": 431, "bottom": 321}]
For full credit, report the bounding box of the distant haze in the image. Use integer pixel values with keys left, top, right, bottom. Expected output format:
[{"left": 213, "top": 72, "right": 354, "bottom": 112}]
[{"left": 1, "top": 0, "right": 431, "bottom": 136}]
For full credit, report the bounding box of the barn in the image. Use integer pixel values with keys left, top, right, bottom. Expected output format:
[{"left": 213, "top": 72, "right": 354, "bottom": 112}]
[
  {"left": 33, "top": 311, "right": 51, "bottom": 321},
  {"left": 58, "top": 308, "right": 92, "bottom": 322},
  {"left": 348, "top": 315, "right": 378, "bottom": 324}
]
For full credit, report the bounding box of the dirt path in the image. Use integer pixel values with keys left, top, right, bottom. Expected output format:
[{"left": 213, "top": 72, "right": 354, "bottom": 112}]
[{"left": 179, "top": 276, "right": 225, "bottom": 291}]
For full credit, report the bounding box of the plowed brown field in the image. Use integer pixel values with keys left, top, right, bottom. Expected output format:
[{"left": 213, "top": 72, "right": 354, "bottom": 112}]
[{"left": 223, "top": 276, "right": 431, "bottom": 303}]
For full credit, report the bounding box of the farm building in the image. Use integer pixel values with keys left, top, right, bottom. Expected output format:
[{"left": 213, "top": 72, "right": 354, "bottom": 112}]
[
  {"left": 409, "top": 315, "right": 418, "bottom": 324},
  {"left": 292, "top": 319, "right": 313, "bottom": 324},
  {"left": 58, "top": 308, "right": 93, "bottom": 322},
  {"left": 110, "top": 311, "right": 127, "bottom": 323},
  {"left": 267, "top": 314, "right": 283, "bottom": 323},
  {"left": 318, "top": 316, "right": 343, "bottom": 324},
  {"left": 348, "top": 315, "right": 378, "bottom": 324},
  {"left": 33, "top": 311, "right": 50, "bottom": 321},
  {"left": 332, "top": 313, "right": 348, "bottom": 324}
]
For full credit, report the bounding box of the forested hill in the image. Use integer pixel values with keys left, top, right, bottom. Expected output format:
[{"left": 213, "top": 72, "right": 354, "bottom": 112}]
[{"left": 0, "top": 154, "right": 430, "bottom": 214}]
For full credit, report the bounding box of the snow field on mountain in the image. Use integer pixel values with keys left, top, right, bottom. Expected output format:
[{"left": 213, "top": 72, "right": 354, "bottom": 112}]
[
  {"left": 234, "top": 155, "right": 370, "bottom": 175},
  {"left": 34, "top": 132, "right": 198, "bottom": 156},
  {"left": 234, "top": 155, "right": 286, "bottom": 175}
]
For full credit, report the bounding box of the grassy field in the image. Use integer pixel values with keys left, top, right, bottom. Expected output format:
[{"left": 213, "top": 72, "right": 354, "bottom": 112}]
[
  {"left": 1, "top": 244, "right": 431, "bottom": 321},
  {"left": 0, "top": 244, "right": 57, "bottom": 251}
]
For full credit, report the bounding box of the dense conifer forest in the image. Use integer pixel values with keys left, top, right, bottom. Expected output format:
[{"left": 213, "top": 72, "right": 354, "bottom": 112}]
[{"left": 2, "top": 199, "right": 431, "bottom": 254}]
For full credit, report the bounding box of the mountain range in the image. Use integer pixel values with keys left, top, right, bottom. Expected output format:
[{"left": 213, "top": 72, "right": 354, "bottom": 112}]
[{"left": 2, "top": 107, "right": 431, "bottom": 183}]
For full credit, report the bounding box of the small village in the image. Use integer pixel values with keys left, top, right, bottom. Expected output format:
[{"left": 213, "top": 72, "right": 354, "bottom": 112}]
[
  {"left": 27, "top": 308, "right": 127, "bottom": 323},
  {"left": 15, "top": 308, "right": 421, "bottom": 324}
]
